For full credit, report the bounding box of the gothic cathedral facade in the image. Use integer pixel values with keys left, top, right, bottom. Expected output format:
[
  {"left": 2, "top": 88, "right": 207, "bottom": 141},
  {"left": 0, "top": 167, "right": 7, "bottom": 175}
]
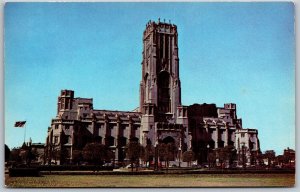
[{"left": 45, "top": 20, "right": 260, "bottom": 165}]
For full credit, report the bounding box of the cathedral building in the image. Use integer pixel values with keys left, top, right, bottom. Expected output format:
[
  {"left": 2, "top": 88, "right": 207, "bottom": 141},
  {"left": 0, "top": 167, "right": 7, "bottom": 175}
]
[{"left": 45, "top": 19, "right": 260, "bottom": 165}]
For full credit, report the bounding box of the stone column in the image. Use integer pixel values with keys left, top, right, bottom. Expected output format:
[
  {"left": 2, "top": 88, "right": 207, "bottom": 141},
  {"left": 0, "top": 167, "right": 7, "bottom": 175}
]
[
  {"left": 104, "top": 114, "right": 108, "bottom": 145},
  {"left": 115, "top": 116, "right": 121, "bottom": 162},
  {"left": 224, "top": 124, "right": 229, "bottom": 147},
  {"left": 255, "top": 137, "right": 259, "bottom": 151},
  {"left": 70, "top": 127, "right": 74, "bottom": 163},
  {"left": 215, "top": 126, "right": 219, "bottom": 149},
  {"left": 246, "top": 132, "right": 250, "bottom": 148},
  {"left": 91, "top": 116, "right": 96, "bottom": 139},
  {"left": 129, "top": 119, "right": 133, "bottom": 140},
  {"left": 116, "top": 116, "right": 121, "bottom": 143}
]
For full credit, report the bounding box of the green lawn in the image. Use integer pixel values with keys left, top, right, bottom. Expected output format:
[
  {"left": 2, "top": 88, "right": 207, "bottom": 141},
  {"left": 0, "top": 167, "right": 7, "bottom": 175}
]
[{"left": 5, "top": 173, "right": 295, "bottom": 188}]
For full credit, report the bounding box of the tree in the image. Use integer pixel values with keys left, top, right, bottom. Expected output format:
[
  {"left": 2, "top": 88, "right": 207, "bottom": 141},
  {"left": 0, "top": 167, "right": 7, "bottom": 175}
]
[
  {"left": 214, "top": 148, "right": 223, "bottom": 168},
  {"left": 5, "top": 144, "right": 11, "bottom": 162},
  {"left": 142, "top": 144, "right": 154, "bottom": 167},
  {"left": 250, "top": 151, "right": 259, "bottom": 166},
  {"left": 9, "top": 148, "right": 22, "bottom": 166},
  {"left": 264, "top": 150, "right": 276, "bottom": 168},
  {"left": 51, "top": 147, "right": 61, "bottom": 164},
  {"left": 182, "top": 151, "right": 195, "bottom": 167},
  {"left": 207, "top": 152, "right": 215, "bottom": 169},
  {"left": 126, "top": 141, "right": 144, "bottom": 172},
  {"left": 72, "top": 150, "right": 83, "bottom": 165},
  {"left": 30, "top": 148, "right": 40, "bottom": 163},
  {"left": 256, "top": 153, "right": 264, "bottom": 167},
  {"left": 19, "top": 150, "right": 30, "bottom": 165},
  {"left": 157, "top": 143, "right": 168, "bottom": 168},
  {"left": 82, "top": 142, "right": 111, "bottom": 165},
  {"left": 166, "top": 143, "right": 178, "bottom": 165},
  {"left": 59, "top": 148, "right": 70, "bottom": 165},
  {"left": 217, "top": 146, "right": 237, "bottom": 169},
  {"left": 19, "top": 142, "right": 35, "bottom": 166},
  {"left": 283, "top": 148, "right": 295, "bottom": 168},
  {"left": 276, "top": 155, "right": 284, "bottom": 167},
  {"left": 238, "top": 145, "right": 249, "bottom": 169}
]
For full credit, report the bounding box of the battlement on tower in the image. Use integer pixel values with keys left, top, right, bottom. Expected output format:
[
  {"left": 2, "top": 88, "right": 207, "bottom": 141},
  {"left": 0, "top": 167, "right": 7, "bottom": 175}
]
[{"left": 143, "top": 19, "right": 178, "bottom": 39}]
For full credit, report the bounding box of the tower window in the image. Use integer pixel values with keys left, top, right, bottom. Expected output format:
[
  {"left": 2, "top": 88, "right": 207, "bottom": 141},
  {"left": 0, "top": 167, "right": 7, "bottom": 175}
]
[
  {"left": 160, "top": 34, "right": 164, "bottom": 59},
  {"left": 158, "top": 71, "right": 170, "bottom": 113},
  {"left": 54, "top": 136, "right": 59, "bottom": 144},
  {"left": 165, "top": 35, "right": 169, "bottom": 59},
  {"left": 65, "top": 100, "right": 69, "bottom": 109}
]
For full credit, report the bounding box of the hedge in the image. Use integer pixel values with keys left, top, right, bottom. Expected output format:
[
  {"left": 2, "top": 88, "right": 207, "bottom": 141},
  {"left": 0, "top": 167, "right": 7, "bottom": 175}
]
[
  {"left": 33, "top": 165, "right": 113, "bottom": 171},
  {"left": 9, "top": 168, "right": 40, "bottom": 177}
]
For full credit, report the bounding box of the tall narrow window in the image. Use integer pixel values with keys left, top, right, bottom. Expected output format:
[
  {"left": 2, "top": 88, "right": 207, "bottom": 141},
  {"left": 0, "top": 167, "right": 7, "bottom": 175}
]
[
  {"left": 54, "top": 136, "right": 59, "bottom": 144},
  {"left": 160, "top": 34, "right": 164, "bottom": 59},
  {"left": 158, "top": 71, "right": 170, "bottom": 113},
  {"left": 165, "top": 35, "right": 169, "bottom": 59}
]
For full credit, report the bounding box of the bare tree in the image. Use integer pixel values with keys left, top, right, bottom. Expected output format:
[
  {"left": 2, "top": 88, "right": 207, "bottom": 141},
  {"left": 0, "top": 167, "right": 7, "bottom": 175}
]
[
  {"left": 126, "top": 141, "right": 144, "bottom": 172},
  {"left": 19, "top": 142, "right": 36, "bottom": 166},
  {"left": 264, "top": 150, "right": 276, "bottom": 168},
  {"left": 10, "top": 148, "right": 22, "bottom": 166},
  {"left": 283, "top": 149, "right": 295, "bottom": 168},
  {"left": 166, "top": 143, "right": 178, "bottom": 168},
  {"left": 72, "top": 150, "right": 83, "bottom": 165},
  {"left": 217, "top": 146, "right": 237, "bottom": 169},
  {"left": 82, "top": 143, "right": 111, "bottom": 165},
  {"left": 142, "top": 144, "right": 154, "bottom": 168},
  {"left": 157, "top": 143, "right": 168, "bottom": 168},
  {"left": 182, "top": 150, "right": 195, "bottom": 167}
]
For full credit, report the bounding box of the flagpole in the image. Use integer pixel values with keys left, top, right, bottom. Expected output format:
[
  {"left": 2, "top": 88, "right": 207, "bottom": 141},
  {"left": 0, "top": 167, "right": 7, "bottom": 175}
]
[{"left": 24, "top": 120, "right": 27, "bottom": 144}]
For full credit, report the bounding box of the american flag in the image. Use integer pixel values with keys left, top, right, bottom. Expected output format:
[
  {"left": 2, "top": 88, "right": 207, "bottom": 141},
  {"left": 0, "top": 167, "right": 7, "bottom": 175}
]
[{"left": 14, "top": 121, "right": 26, "bottom": 127}]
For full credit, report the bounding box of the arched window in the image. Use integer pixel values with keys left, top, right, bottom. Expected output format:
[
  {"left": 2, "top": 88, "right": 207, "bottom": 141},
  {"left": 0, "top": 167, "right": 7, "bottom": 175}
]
[
  {"left": 144, "top": 73, "right": 149, "bottom": 102},
  {"left": 158, "top": 71, "right": 170, "bottom": 113},
  {"left": 162, "top": 136, "right": 177, "bottom": 161},
  {"left": 162, "top": 136, "right": 175, "bottom": 144}
]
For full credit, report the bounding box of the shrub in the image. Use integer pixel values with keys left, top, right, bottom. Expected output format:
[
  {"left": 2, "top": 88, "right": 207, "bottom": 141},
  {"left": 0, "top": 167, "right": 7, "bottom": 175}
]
[{"left": 9, "top": 168, "right": 40, "bottom": 177}]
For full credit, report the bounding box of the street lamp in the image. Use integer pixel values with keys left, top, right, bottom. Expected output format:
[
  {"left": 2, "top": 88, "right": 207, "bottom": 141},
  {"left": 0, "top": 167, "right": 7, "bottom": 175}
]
[{"left": 207, "top": 144, "right": 210, "bottom": 169}]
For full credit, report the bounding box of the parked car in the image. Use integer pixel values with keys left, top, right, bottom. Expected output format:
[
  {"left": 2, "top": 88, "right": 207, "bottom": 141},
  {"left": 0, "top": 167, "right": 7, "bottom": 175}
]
[
  {"left": 192, "top": 164, "right": 201, "bottom": 168},
  {"left": 125, "top": 163, "right": 137, "bottom": 168},
  {"left": 102, "top": 162, "right": 112, "bottom": 167},
  {"left": 150, "top": 161, "right": 162, "bottom": 168}
]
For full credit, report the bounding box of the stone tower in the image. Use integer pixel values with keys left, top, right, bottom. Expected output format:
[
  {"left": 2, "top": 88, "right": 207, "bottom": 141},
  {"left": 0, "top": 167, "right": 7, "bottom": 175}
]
[
  {"left": 140, "top": 19, "right": 189, "bottom": 151},
  {"left": 140, "top": 19, "right": 181, "bottom": 120}
]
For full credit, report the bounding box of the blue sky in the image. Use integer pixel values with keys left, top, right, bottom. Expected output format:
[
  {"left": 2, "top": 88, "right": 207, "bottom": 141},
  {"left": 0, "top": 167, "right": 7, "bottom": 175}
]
[{"left": 4, "top": 2, "right": 295, "bottom": 155}]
